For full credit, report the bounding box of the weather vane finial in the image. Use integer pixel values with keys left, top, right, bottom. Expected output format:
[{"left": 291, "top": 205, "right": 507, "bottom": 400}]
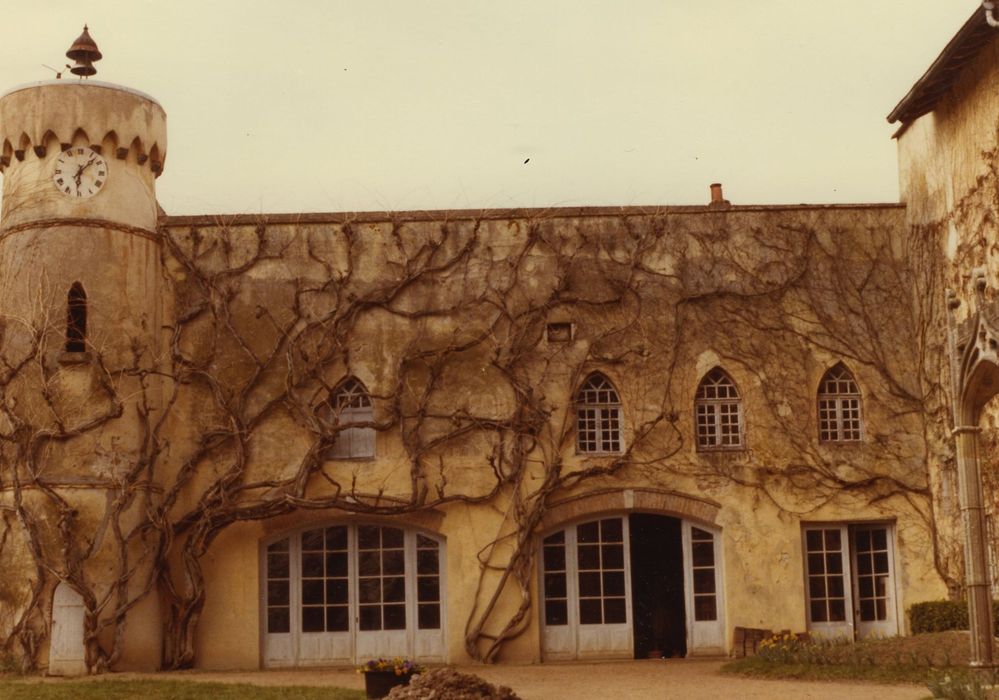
[{"left": 66, "top": 24, "right": 102, "bottom": 78}]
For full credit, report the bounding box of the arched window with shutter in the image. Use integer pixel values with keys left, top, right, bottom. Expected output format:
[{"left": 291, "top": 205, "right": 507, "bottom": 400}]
[{"left": 325, "top": 376, "right": 375, "bottom": 458}]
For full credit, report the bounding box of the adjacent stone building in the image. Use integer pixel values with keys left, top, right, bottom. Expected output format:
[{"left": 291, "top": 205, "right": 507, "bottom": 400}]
[{"left": 2, "top": 8, "right": 999, "bottom": 673}]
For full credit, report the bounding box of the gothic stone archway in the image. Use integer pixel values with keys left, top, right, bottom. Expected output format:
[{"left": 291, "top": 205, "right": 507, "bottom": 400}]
[{"left": 948, "top": 287, "right": 999, "bottom": 669}]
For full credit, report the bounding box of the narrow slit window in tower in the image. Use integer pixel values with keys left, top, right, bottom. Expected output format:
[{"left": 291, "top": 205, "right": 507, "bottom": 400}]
[{"left": 66, "top": 283, "right": 87, "bottom": 352}]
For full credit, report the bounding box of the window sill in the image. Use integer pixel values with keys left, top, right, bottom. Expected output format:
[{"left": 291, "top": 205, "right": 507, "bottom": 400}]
[
  {"left": 696, "top": 445, "right": 745, "bottom": 454},
  {"left": 58, "top": 350, "right": 92, "bottom": 365}
]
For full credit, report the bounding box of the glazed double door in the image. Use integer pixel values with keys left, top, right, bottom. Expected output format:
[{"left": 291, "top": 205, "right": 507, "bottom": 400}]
[
  {"left": 263, "top": 524, "right": 445, "bottom": 666},
  {"left": 803, "top": 524, "right": 898, "bottom": 639},
  {"left": 541, "top": 515, "right": 725, "bottom": 660}
]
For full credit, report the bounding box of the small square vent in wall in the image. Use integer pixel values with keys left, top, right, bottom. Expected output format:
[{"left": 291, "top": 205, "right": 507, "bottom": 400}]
[{"left": 546, "top": 322, "right": 573, "bottom": 342}]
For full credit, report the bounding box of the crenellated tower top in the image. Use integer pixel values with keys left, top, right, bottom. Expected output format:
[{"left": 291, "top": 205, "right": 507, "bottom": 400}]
[{"left": 0, "top": 29, "right": 167, "bottom": 231}]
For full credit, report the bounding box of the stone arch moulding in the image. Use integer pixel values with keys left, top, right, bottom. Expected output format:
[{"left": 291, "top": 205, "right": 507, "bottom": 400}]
[
  {"left": 258, "top": 507, "right": 447, "bottom": 541},
  {"left": 947, "top": 281, "right": 999, "bottom": 670},
  {"left": 538, "top": 487, "right": 721, "bottom": 534}
]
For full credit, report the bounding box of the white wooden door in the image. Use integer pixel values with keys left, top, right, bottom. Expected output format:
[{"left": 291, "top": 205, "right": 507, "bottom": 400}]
[
  {"left": 296, "top": 526, "right": 354, "bottom": 665},
  {"left": 541, "top": 517, "right": 632, "bottom": 660},
  {"left": 411, "top": 533, "right": 446, "bottom": 661},
  {"left": 49, "top": 582, "right": 87, "bottom": 676},
  {"left": 803, "top": 526, "right": 855, "bottom": 639},
  {"left": 683, "top": 523, "right": 725, "bottom": 654},
  {"left": 852, "top": 526, "right": 898, "bottom": 638},
  {"left": 575, "top": 518, "right": 632, "bottom": 658},
  {"left": 541, "top": 529, "right": 575, "bottom": 659},
  {"left": 354, "top": 525, "right": 409, "bottom": 659},
  {"left": 263, "top": 537, "right": 296, "bottom": 666}
]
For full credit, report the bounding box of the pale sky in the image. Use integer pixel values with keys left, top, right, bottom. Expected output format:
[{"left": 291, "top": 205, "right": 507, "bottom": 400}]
[{"left": 0, "top": 1, "right": 983, "bottom": 215}]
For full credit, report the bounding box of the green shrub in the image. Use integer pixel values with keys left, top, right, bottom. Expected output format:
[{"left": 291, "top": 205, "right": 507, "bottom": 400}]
[
  {"left": 909, "top": 600, "right": 999, "bottom": 635},
  {"left": 910, "top": 601, "right": 969, "bottom": 634}
]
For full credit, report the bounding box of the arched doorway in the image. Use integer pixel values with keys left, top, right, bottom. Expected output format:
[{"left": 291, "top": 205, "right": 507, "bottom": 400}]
[
  {"left": 539, "top": 509, "right": 724, "bottom": 660},
  {"left": 261, "top": 523, "right": 445, "bottom": 667},
  {"left": 948, "top": 290, "right": 999, "bottom": 668}
]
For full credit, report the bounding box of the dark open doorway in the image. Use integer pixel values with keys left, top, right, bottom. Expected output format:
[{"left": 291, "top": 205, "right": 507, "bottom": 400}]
[{"left": 629, "top": 514, "right": 686, "bottom": 659}]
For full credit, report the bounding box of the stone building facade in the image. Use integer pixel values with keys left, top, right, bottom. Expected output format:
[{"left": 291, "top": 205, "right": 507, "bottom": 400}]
[{"left": 2, "top": 8, "right": 999, "bottom": 673}]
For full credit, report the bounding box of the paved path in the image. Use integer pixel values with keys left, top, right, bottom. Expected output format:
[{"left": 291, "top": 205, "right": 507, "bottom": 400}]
[{"left": 94, "top": 659, "right": 929, "bottom": 700}]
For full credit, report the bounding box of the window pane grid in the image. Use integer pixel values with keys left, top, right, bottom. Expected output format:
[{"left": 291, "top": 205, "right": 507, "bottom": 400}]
[
  {"left": 542, "top": 532, "right": 569, "bottom": 626},
  {"left": 695, "top": 369, "right": 743, "bottom": 450},
  {"left": 416, "top": 536, "right": 442, "bottom": 630},
  {"left": 576, "top": 374, "right": 623, "bottom": 454},
  {"left": 818, "top": 366, "right": 862, "bottom": 443},
  {"left": 266, "top": 539, "right": 291, "bottom": 633},
  {"left": 690, "top": 527, "right": 717, "bottom": 621},
  {"left": 357, "top": 525, "right": 406, "bottom": 631},
  {"left": 804, "top": 528, "right": 847, "bottom": 623},
  {"left": 299, "top": 526, "right": 349, "bottom": 633},
  {"left": 576, "top": 519, "right": 626, "bottom": 625},
  {"left": 854, "top": 528, "right": 890, "bottom": 622},
  {"left": 266, "top": 526, "right": 444, "bottom": 641},
  {"left": 333, "top": 378, "right": 372, "bottom": 409},
  {"left": 575, "top": 407, "right": 622, "bottom": 452}
]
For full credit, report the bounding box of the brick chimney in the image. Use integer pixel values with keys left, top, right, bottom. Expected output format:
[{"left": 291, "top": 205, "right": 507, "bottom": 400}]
[{"left": 709, "top": 183, "right": 730, "bottom": 208}]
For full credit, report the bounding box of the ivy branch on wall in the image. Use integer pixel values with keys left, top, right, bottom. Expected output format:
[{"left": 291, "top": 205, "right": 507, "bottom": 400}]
[{"left": 0, "top": 205, "right": 948, "bottom": 672}]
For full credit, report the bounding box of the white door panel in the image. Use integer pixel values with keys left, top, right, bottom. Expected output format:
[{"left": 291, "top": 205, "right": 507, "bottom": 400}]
[
  {"left": 803, "top": 526, "right": 855, "bottom": 639},
  {"left": 263, "top": 633, "right": 294, "bottom": 667},
  {"left": 298, "top": 632, "right": 354, "bottom": 665},
  {"left": 542, "top": 517, "right": 633, "bottom": 660},
  {"left": 574, "top": 518, "right": 632, "bottom": 658},
  {"left": 49, "top": 583, "right": 87, "bottom": 676},
  {"left": 684, "top": 524, "right": 725, "bottom": 653},
  {"left": 853, "top": 526, "right": 898, "bottom": 638},
  {"left": 577, "top": 625, "right": 633, "bottom": 658},
  {"left": 541, "top": 625, "right": 575, "bottom": 660}
]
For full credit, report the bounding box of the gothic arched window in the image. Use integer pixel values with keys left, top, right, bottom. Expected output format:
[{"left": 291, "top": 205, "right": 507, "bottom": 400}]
[
  {"left": 66, "top": 282, "right": 87, "bottom": 353},
  {"left": 325, "top": 377, "right": 374, "bottom": 459},
  {"left": 694, "top": 368, "right": 743, "bottom": 450},
  {"left": 818, "top": 363, "right": 862, "bottom": 442},
  {"left": 575, "top": 373, "right": 622, "bottom": 454}
]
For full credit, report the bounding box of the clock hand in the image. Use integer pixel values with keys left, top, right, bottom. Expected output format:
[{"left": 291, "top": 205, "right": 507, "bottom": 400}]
[{"left": 73, "top": 157, "right": 97, "bottom": 192}]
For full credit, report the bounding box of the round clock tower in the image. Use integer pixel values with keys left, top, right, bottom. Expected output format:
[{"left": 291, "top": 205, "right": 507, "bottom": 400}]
[{"left": 0, "top": 28, "right": 169, "bottom": 673}]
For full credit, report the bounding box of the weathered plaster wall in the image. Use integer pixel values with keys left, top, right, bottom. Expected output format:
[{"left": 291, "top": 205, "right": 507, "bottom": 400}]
[{"left": 150, "top": 204, "right": 946, "bottom": 669}]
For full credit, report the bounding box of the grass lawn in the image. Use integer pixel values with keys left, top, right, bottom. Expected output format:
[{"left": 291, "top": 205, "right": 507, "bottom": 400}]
[
  {"left": 0, "top": 679, "right": 366, "bottom": 700},
  {"left": 721, "top": 630, "right": 974, "bottom": 685}
]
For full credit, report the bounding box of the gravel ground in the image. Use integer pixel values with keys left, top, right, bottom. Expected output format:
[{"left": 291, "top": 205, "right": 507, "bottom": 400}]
[{"left": 87, "top": 659, "right": 929, "bottom": 700}]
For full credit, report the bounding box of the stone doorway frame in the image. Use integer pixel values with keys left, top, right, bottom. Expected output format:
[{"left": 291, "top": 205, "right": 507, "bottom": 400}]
[{"left": 537, "top": 488, "right": 725, "bottom": 659}]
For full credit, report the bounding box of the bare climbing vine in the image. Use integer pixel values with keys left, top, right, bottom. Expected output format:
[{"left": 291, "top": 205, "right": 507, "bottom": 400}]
[{"left": 0, "top": 201, "right": 953, "bottom": 672}]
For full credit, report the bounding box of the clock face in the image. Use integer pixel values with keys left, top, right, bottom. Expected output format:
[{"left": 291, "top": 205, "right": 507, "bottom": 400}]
[{"left": 53, "top": 147, "right": 108, "bottom": 199}]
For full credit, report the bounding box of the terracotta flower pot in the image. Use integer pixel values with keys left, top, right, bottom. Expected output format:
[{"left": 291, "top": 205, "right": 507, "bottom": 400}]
[{"left": 364, "top": 670, "right": 413, "bottom": 698}]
